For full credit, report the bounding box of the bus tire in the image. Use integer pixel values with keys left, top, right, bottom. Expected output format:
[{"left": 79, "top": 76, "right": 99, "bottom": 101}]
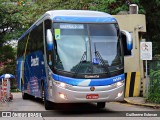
[
  {"left": 21, "top": 82, "right": 29, "bottom": 99},
  {"left": 97, "top": 102, "right": 106, "bottom": 108},
  {"left": 44, "top": 98, "right": 53, "bottom": 110},
  {"left": 22, "top": 92, "right": 29, "bottom": 99},
  {"left": 42, "top": 82, "right": 52, "bottom": 110}
]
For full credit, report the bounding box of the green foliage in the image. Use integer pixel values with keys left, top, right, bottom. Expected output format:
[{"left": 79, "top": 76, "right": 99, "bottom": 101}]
[
  {"left": 11, "top": 88, "right": 20, "bottom": 92},
  {"left": 148, "top": 61, "right": 160, "bottom": 104},
  {"left": 0, "top": 2, "right": 26, "bottom": 45},
  {"left": 0, "top": 0, "right": 31, "bottom": 77},
  {"left": 147, "top": 93, "right": 160, "bottom": 104},
  {"left": 139, "top": 0, "right": 160, "bottom": 56},
  {"left": 80, "top": 0, "right": 145, "bottom": 15},
  {"left": 0, "top": 45, "right": 15, "bottom": 61},
  {"left": 0, "top": 45, "right": 16, "bottom": 76}
]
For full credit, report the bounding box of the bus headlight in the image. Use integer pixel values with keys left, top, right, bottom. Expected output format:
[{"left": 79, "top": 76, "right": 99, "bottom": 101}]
[
  {"left": 59, "top": 92, "right": 67, "bottom": 99},
  {"left": 113, "top": 81, "right": 124, "bottom": 87},
  {"left": 54, "top": 81, "right": 72, "bottom": 88},
  {"left": 116, "top": 81, "right": 123, "bottom": 86}
]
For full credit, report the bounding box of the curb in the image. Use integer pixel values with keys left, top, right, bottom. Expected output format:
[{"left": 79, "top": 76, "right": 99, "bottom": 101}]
[{"left": 124, "top": 98, "right": 160, "bottom": 108}]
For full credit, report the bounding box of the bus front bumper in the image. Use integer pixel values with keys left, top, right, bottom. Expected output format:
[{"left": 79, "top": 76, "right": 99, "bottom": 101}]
[{"left": 48, "top": 80, "right": 125, "bottom": 103}]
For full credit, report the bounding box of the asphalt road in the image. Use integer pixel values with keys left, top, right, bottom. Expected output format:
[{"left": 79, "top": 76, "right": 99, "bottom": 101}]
[{"left": 0, "top": 93, "right": 159, "bottom": 120}]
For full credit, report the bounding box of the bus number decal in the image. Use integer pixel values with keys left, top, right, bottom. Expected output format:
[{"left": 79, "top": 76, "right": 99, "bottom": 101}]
[{"left": 113, "top": 77, "right": 122, "bottom": 82}]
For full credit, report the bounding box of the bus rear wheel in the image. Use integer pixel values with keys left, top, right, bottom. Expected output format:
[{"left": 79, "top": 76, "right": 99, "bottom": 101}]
[
  {"left": 22, "top": 92, "right": 29, "bottom": 99},
  {"left": 21, "top": 83, "right": 29, "bottom": 99},
  {"left": 97, "top": 102, "right": 106, "bottom": 108}
]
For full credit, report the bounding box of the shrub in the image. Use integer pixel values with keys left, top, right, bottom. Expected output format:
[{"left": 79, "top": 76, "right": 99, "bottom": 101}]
[{"left": 147, "top": 68, "right": 160, "bottom": 103}]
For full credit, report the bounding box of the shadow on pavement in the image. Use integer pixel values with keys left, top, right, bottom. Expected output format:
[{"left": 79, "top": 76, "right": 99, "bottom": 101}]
[{"left": 26, "top": 95, "right": 118, "bottom": 116}]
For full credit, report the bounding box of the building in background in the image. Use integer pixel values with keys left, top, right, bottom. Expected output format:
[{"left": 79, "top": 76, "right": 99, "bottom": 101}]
[{"left": 113, "top": 4, "right": 147, "bottom": 97}]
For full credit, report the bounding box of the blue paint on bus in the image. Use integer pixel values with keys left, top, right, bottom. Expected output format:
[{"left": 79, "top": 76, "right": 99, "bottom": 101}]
[
  {"left": 53, "top": 16, "right": 117, "bottom": 23},
  {"left": 52, "top": 74, "right": 125, "bottom": 86}
]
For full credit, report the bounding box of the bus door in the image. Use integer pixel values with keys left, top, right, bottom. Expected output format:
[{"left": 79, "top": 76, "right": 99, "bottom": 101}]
[{"left": 44, "top": 19, "right": 53, "bottom": 98}]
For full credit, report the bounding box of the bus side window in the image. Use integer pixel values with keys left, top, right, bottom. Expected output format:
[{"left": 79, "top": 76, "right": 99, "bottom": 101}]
[{"left": 26, "top": 22, "right": 43, "bottom": 54}]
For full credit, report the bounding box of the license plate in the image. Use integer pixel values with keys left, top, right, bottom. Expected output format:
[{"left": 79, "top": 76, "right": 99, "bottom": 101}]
[{"left": 86, "top": 94, "right": 99, "bottom": 99}]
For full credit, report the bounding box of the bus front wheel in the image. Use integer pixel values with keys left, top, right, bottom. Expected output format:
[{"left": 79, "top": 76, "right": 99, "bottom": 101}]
[
  {"left": 41, "top": 82, "right": 52, "bottom": 110},
  {"left": 97, "top": 102, "right": 106, "bottom": 108}
]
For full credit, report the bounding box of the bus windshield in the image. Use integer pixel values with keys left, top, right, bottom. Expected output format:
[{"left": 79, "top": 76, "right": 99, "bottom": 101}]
[{"left": 53, "top": 23, "right": 122, "bottom": 74}]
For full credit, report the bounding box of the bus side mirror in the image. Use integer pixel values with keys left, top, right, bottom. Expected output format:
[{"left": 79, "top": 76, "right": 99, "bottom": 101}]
[
  {"left": 121, "top": 30, "right": 133, "bottom": 50},
  {"left": 46, "top": 29, "right": 53, "bottom": 51}
]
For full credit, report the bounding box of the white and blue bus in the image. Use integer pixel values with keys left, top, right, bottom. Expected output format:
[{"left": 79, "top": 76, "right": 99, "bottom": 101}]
[{"left": 16, "top": 10, "right": 132, "bottom": 109}]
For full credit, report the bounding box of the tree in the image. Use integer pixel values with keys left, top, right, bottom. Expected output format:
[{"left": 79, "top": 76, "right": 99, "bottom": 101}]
[
  {"left": 0, "top": 45, "right": 16, "bottom": 74},
  {"left": 140, "top": 0, "right": 160, "bottom": 56},
  {"left": 0, "top": 0, "right": 26, "bottom": 75}
]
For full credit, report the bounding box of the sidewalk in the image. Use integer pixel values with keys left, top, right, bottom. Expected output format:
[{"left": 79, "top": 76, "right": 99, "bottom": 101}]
[{"left": 124, "top": 97, "right": 160, "bottom": 109}]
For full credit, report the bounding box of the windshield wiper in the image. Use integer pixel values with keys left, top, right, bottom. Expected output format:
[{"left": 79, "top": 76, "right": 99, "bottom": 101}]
[
  {"left": 73, "top": 51, "right": 87, "bottom": 77},
  {"left": 94, "top": 43, "right": 110, "bottom": 76}
]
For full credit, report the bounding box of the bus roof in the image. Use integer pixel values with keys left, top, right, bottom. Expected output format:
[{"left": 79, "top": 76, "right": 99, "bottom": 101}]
[
  {"left": 18, "top": 10, "right": 116, "bottom": 41},
  {"left": 45, "top": 10, "right": 113, "bottom": 18},
  {"left": 46, "top": 10, "right": 116, "bottom": 23}
]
